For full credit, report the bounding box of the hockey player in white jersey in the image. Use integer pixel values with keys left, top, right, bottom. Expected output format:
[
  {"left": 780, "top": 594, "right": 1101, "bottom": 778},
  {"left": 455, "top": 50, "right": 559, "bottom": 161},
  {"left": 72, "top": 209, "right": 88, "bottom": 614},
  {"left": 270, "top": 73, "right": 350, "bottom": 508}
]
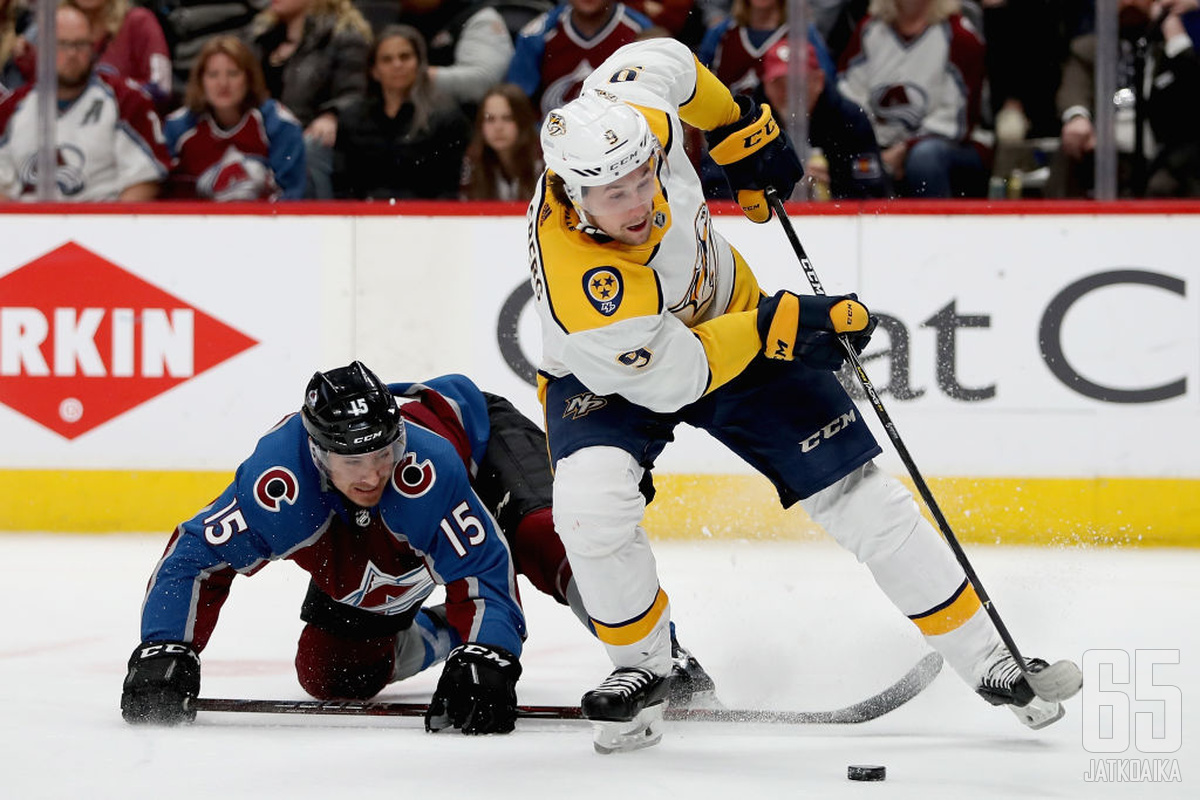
[{"left": 526, "top": 37, "right": 1081, "bottom": 753}]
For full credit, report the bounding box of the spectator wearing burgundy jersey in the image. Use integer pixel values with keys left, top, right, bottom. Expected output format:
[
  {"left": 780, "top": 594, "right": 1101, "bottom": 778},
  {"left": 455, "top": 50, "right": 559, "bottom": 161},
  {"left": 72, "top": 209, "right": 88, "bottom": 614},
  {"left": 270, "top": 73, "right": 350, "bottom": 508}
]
[
  {"left": 164, "top": 36, "right": 306, "bottom": 200},
  {"left": 838, "top": 0, "right": 989, "bottom": 197},
  {"left": 0, "top": 5, "right": 169, "bottom": 201},
  {"left": 506, "top": 0, "right": 652, "bottom": 118}
]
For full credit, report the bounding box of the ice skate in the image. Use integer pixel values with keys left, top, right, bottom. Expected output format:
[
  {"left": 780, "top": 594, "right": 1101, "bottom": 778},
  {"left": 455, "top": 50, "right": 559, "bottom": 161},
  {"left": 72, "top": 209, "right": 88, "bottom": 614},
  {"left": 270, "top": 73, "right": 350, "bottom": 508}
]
[
  {"left": 976, "top": 647, "right": 1066, "bottom": 730},
  {"left": 667, "top": 625, "right": 720, "bottom": 708},
  {"left": 581, "top": 667, "right": 668, "bottom": 754}
]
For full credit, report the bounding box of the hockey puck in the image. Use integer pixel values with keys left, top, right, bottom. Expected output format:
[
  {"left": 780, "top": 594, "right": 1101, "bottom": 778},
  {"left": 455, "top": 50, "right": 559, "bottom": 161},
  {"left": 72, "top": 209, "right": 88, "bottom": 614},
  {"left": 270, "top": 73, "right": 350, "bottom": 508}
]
[{"left": 847, "top": 765, "right": 886, "bottom": 782}]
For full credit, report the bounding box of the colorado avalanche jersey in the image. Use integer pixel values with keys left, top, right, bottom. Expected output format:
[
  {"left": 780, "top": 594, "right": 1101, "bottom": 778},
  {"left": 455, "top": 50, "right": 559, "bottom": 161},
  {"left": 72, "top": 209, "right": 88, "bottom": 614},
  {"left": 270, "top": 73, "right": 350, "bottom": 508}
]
[
  {"left": 837, "top": 14, "right": 986, "bottom": 148},
  {"left": 164, "top": 100, "right": 306, "bottom": 200},
  {"left": 528, "top": 38, "right": 776, "bottom": 415},
  {"left": 0, "top": 73, "right": 168, "bottom": 201},
  {"left": 507, "top": 3, "right": 652, "bottom": 117},
  {"left": 698, "top": 20, "right": 790, "bottom": 95},
  {"left": 138, "top": 376, "right": 524, "bottom": 657}
]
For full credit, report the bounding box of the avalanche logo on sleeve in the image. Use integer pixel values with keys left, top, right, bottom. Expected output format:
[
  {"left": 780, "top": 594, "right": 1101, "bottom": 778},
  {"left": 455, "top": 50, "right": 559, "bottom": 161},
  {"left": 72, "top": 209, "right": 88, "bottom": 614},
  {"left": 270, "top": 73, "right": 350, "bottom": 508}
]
[
  {"left": 583, "top": 267, "right": 624, "bottom": 316},
  {"left": 392, "top": 451, "right": 436, "bottom": 498},
  {"left": 253, "top": 466, "right": 299, "bottom": 511}
]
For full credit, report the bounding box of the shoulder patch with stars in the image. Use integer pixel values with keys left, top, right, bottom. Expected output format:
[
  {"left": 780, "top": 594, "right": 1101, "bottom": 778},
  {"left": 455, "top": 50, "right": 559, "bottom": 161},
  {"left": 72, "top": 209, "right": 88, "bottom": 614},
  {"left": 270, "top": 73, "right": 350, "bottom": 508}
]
[{"left": 582, "top": 267, "right": 624, "bottom": 316}]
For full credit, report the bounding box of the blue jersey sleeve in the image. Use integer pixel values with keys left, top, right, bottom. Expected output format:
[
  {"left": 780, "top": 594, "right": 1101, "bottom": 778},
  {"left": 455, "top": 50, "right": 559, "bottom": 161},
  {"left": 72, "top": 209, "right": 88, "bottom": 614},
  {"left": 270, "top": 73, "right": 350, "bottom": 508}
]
[
  {"left": 138, "top": 416, "right": 331, "bottom": 645},
  {"left": 505, "top": 10, "right": 555, "bottom": 96},
  {"left": 380, "top": 428, "right": 526, "bottom": 656},
  {"left": 262, "top": 99, "right": 307, "bottom": 199}
]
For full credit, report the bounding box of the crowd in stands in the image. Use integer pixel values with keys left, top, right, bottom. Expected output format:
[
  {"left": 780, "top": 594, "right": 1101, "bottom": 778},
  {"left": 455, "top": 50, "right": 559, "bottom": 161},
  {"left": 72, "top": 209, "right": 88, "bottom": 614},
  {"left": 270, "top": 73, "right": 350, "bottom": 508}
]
[{"left": 1, "top": 0, "right": 1198, "bottom": 202}]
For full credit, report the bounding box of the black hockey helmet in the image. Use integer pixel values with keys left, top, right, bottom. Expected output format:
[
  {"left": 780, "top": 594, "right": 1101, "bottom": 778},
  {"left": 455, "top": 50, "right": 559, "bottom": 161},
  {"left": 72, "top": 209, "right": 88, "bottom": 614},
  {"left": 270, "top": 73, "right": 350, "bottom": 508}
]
[{"left": 301, "top": 361, "right": 404, "bottom": 456}]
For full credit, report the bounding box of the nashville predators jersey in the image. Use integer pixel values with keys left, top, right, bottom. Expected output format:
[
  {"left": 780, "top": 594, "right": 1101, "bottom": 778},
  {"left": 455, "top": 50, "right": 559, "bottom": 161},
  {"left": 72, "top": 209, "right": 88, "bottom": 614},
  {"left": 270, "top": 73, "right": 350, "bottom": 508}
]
[{"left": 527, "top": 38, "right": 769, "bottom": 414}]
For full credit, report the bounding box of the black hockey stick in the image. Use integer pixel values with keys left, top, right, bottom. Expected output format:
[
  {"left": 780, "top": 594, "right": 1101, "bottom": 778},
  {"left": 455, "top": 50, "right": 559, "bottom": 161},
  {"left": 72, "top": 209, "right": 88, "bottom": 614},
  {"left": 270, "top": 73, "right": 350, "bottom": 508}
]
[
  {"left": 763, "top": 188, "right": 1081, "bottom": 703},
  {"left": 189, "top": 652, "right": 942, "bottom": 724}
]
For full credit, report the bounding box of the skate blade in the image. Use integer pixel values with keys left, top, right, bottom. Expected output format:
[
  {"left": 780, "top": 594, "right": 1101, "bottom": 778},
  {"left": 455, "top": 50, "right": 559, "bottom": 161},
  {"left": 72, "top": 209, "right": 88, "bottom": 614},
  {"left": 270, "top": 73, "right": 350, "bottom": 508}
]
[
  {"left": 1027, "top": 659, "right": 1083, "bottom": 703},
  {"left": 592, "top": 704, "right": 665, "bottom": 754},
  {"left": 1011, "top": 696, "right": 1065, "bottom": 730}
]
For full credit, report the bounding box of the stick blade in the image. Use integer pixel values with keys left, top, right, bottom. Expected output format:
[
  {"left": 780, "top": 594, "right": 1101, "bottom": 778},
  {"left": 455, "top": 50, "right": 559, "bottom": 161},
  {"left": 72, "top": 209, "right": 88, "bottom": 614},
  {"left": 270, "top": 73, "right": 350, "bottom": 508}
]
[{"left": 1027, "top": 659, "right": 1083, "bottom": 703}]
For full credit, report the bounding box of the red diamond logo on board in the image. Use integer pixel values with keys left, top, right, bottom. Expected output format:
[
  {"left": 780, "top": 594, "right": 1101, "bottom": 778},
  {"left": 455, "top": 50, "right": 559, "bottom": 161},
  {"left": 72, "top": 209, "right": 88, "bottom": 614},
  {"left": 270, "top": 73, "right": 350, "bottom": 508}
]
[{"left": 0, "top": 241, "right": 258, "bottom": 439}]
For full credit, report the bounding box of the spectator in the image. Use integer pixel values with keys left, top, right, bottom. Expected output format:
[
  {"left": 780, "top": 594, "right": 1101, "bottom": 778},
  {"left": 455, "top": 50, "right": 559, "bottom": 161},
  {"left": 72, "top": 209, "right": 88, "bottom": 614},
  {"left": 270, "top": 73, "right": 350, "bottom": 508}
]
[
  {"left": 153, "top": 0, "right": 268, "bottom": 104},
  {"left": 460, "top": 82, "right": 542, "bottom": 199},
  {"left": 697, "top": 0, "right": 789, "bottom": 95},
  {"left": 163, "top": 35, "right": 306, "bottom": 199},
  {"left": 0, "top": 5, "right": 169, "bottom": 201},
  {"left": 980, "top": 0, "right": 1072, "bottom": 143},
  {"left": 333, "top": 24, "right": 469, "bottom": 198},
  {"left": 760, "top": 36, "right": 890, "bottom": 198},
  {"left": 1, "top": 0, "right": 32, "bottom": 94},
  {"left": 359, "top": 0, "right": 515, "bottom": 111},
  {"left": 61, "top": 0, "right": 173, "bottom": 106},
  {"left": 1050, "top": 0, "right": 1200, "bottom": 198},
  {"left": 506, "top": 0, "right": 652, "bottom": 118},
  {"left": 624, "top": 0, "right": 704, "bottom": 45},
  {"left": 838, "top": 0, "right": 989, "bottom": 197},
  {"left": 245, "top": 0, "right": 371, "bottom": 198}
]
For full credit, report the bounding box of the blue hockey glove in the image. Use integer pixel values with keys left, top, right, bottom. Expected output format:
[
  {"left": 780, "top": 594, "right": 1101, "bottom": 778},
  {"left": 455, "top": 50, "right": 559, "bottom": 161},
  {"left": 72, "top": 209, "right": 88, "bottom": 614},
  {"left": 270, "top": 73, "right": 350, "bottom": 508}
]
[
  {"left": 757, "top": 291, "right": 876, "bottom": 370},
  {"left": 121, "top": 641, "right": 201, "bottom": 725},
  {"left": 425, "top": 643, "right": 522, "bottom": 735},
  {"left": 705, "top": 95, "right": 804, "bottom": 223}
]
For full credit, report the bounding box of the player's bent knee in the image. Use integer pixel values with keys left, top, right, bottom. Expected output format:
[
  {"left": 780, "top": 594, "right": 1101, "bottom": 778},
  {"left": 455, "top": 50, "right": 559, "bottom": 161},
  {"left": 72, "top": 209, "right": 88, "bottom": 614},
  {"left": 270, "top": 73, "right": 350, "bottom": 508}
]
[
  {"left": 295, "top": 624, "right": 395, "bottom": 700},
  {"left": 553, "top": 446, "right": 646, "bottom": 558},
  {"left": 802, "top": 462, "right": 923, "bottom": 563}
]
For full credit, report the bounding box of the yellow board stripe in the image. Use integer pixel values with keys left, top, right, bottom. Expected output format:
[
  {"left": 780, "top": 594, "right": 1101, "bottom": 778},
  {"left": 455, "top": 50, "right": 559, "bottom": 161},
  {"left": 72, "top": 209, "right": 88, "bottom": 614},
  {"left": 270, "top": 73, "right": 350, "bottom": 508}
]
[
  {"left": 909, "top": 580, "right": 982, "bottom": 636},
  {"left": 592, "top": 588, "right": 670, "bottom": 647},
  {"left": 3, "top": 471, "right": 1200, "bottom": 547}
]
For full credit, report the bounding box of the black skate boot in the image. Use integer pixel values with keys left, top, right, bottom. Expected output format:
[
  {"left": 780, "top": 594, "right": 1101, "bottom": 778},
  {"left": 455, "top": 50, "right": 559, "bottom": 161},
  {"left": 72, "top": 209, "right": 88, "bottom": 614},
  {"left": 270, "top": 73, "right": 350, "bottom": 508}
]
[
  {"left": 976, "top": 647, "right": 1065, "bottom": 730},
  {"left": 668, "top": 624, "right": 719, "bottom": 707},
  {"left": 581, "top": 667, "right": 669, "bottom": 754}
]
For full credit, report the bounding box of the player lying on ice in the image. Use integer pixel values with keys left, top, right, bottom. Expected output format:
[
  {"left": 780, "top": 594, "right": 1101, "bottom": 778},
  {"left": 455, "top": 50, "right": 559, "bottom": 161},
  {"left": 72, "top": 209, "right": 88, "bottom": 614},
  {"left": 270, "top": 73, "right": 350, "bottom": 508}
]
[
  {"left": 120, "top": 361, "right": 716, "bottom": 734},
  {"left": 526, "top": 38, "right": 1082, "bottom": 753}
]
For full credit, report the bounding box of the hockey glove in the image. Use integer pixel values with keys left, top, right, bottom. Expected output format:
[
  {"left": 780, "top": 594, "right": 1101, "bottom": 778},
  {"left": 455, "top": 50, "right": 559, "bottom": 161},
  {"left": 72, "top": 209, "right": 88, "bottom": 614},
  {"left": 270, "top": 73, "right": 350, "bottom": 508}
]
[
  {"left": 121, "top": 641, "right": 201, "bottom": 725},
  {"left": 705, "top": 95, "right": 803, "bottom": 223},
  {"left": 425, "top": 643, "right": 522, "bottom": 735},
  {"left": 757, "top": 291, "right": 876, "bottom": 370}
]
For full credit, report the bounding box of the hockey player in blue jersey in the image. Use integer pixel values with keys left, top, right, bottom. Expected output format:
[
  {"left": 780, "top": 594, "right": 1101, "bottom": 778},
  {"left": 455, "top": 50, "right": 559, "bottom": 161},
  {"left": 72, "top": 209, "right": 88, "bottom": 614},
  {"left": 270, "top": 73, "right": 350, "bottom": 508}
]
[{"left": 123, "top": 363, "right": 537, "bottom": 734}]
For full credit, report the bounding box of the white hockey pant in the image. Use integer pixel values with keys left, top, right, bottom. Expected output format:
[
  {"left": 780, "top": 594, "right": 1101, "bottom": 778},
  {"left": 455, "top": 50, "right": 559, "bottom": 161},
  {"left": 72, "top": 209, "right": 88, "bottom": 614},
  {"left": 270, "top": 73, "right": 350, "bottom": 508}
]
[
  {"left": 801, "top": 461, "right": 1002, "bottom": 687},
  {"left": 552, "top": 446, "right": 674, "bottom": 676}
]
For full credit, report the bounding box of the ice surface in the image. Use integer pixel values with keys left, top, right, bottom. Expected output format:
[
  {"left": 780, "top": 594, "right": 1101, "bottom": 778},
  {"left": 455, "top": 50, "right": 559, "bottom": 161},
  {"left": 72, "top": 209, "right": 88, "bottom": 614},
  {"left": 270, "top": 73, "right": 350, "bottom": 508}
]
[{"left": 3, "top": 534, "right": 1195, "bottom": 799}]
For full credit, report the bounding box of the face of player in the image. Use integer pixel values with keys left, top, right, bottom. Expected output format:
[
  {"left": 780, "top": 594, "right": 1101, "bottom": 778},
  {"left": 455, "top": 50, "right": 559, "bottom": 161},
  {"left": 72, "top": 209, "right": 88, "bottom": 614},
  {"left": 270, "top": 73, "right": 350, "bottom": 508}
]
[
  {"left": 323, "top": 445, "right": 397, "bottom": 507},
  {"left": 581, "top": 158, "right": 658, "bottom": 245},
  {"left": 202, "top": 53, "right": 249, "bottom": 121},
  {"left": 371, "top": 35, "right": 419, "bottom": 96},
  {"left": 481, "top": 94, "right": 518, "bottom": 155},
  {"left": 55, "top": 8, "right": 94, "bottom": 91}
]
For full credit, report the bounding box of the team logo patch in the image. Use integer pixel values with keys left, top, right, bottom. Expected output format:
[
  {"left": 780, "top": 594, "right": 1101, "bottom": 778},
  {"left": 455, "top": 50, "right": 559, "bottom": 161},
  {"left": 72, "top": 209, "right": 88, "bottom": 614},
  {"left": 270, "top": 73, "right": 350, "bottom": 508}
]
[
  {"left": 653, "top": 211, "right": 666, "bottom": 228},
  {"left": 546, "top": 112, "right": 566, "bottom": 136},
  {"left": 852, "top": 154, "right": 883, "bottom": 180},
  {"left": 617, "top": 348, "right": 652, "bottom": 368},
  {"left": 392, "top": 451, "right": 436, "bottom": 498},
  {"left": 563, "top": 392, "right": 608, "bottom": 419},
  {"left": 583, "top": 267, "right": 623, "bottom": 316},
  {"left": 253, "top": 466, "right": 299, "bottom": 511}
]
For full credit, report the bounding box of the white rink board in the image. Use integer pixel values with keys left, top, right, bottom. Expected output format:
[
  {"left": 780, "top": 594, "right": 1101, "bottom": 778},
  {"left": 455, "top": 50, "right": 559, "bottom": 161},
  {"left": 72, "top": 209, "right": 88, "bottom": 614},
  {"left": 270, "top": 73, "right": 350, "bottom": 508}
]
[
  {"left": 0, "top": 210, "right": 1196, "bottom": 480},
  {"left": 0, "top": 215, "right": 353, "bottom": 469}
]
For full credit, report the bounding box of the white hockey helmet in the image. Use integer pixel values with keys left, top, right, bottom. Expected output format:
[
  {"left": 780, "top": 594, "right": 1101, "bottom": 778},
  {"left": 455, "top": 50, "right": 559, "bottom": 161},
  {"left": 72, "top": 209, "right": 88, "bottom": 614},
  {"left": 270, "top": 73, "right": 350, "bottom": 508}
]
[{"left": 541, "top": 91, "right": 660, "bottom": 213}]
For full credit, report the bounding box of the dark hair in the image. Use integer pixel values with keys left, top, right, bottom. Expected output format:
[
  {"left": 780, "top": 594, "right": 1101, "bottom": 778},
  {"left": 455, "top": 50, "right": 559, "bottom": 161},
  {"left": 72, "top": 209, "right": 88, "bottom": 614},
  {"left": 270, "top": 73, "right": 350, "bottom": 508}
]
[
  {"left": 368, "top": 24, "right": 438, "bottom": 139},
  {"left": 185, "top": 36, "right": 268, "bottom": 116},
  {"left": 462, "top": 83, "right": 542, "bottom": 200}
]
